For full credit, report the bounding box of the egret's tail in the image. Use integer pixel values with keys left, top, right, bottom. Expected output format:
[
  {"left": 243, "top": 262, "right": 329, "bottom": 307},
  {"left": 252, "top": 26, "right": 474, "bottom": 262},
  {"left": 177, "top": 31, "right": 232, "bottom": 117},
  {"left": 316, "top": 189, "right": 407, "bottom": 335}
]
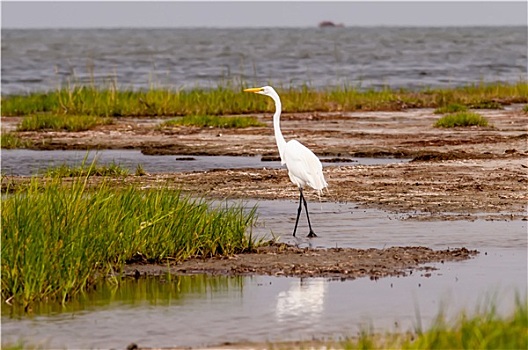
[
  {"left": 311, "top": 174, "right": 328, "bottom": 197},
  {"left": 315, "top": 182, "right": 328, "bottom": 201}
]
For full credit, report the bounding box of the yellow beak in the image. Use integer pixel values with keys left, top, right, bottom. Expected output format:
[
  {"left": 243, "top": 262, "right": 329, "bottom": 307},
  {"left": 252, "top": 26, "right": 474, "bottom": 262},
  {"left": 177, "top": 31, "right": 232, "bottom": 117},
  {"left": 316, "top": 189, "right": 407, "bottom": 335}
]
[{"left": 243, "top": 87, "right": 263, "bottom": 93}]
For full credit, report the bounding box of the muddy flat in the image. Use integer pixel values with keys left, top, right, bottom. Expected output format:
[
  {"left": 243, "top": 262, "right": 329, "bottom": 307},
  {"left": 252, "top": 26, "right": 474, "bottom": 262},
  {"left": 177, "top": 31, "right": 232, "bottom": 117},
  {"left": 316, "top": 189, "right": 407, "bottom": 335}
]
[
  {"left": 125, "top": 242, "right": 478, "bottom": 281},
  {"left": 3, "top": 106, "right": 527, "bottom": 220},
  {"left": 4, "top": 107, "right": 527, "bottom": 160}
]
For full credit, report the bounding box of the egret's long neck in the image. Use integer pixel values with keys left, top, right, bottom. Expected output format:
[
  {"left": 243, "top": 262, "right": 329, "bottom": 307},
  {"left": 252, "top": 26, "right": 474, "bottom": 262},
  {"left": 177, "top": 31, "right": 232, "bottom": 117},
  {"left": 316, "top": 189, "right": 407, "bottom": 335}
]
[{"left": 271, "top": 92, "right": 287, "bottom": 160}]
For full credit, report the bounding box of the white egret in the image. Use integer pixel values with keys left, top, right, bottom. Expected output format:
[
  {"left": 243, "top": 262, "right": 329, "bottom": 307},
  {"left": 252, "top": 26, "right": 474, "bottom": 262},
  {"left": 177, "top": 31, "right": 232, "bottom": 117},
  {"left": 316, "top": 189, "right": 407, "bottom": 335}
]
[{"left": 244, "top": 86, "right": 328, "bottom": 238}]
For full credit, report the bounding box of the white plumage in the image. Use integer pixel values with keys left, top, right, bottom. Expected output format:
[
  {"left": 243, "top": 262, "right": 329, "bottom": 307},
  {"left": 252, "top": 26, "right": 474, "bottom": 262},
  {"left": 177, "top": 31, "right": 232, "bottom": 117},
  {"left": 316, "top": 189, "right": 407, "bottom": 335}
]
[
  {"left": 244, "top": 85, "right": 328, "bottom": 237},
  {"left": 283, "top": 140, "right": 327, "bottom": 196}
]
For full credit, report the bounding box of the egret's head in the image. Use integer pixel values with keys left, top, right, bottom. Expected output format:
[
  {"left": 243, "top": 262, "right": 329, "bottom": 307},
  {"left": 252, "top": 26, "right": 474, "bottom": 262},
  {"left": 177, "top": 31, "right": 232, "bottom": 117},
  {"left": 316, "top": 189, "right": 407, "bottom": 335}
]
[{"left": 244, "top": 86, "right": 275, "bottom": 96}]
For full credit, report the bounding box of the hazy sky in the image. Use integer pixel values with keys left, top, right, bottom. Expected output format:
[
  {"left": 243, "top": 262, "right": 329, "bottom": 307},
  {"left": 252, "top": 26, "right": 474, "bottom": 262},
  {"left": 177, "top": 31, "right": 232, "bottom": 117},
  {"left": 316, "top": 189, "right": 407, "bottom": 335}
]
[{"left": 2, "top": 1, "right": 527, "bottom": 29}]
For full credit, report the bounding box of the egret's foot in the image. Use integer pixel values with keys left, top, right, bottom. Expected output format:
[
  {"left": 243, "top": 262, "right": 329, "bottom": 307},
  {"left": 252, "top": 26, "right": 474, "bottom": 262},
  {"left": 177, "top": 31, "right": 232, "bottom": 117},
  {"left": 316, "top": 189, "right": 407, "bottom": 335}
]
[{"left": 307, "top": 230, "right": 317, "bottom": 238}]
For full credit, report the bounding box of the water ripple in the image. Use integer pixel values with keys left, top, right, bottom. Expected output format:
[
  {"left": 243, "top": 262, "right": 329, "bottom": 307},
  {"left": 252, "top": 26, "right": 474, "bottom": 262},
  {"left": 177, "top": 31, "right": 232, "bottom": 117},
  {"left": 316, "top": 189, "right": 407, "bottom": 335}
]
[{"left": 2, "top": 27, "right": 526, "bottom": 94}]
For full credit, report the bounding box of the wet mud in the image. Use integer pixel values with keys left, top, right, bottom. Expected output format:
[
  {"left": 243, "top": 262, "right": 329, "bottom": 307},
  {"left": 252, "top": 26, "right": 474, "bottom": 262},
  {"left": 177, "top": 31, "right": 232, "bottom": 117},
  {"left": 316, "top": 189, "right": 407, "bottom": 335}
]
[
  {"left": 2, "top": 107, "right": 527, "bottom": 220},
  {"left": 107, "top": 157, "right": 524, "bottom": 220},
  {"left": 3, "top": 108, "right": 527, "bottom": 159},
  {"left": 124, "top": 242, "right": 478, "bottom": 281}
]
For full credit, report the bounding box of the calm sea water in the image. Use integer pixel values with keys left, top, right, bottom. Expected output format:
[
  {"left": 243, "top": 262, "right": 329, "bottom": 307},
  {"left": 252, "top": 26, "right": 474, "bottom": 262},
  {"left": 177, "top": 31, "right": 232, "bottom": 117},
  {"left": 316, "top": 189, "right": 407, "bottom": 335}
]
[{"left": 1, "top": 27, "right": 526, "bottom": 95}]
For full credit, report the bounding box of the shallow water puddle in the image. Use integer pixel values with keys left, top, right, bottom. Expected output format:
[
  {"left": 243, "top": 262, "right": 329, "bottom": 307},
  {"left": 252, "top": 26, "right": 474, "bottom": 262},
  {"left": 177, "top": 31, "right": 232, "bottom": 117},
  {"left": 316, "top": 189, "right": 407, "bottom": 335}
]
[
  {"left": 248, "top": 200, "right": 527, "bottom": 249},
  {"left": 0, "top": 149, "right": 407, "bottom": 176},
  {"left": 2, "top": 200, "right": 526, "bottom": 349},
  {"left": 2, "top": 249, "right": 525, "bottom": 349}
]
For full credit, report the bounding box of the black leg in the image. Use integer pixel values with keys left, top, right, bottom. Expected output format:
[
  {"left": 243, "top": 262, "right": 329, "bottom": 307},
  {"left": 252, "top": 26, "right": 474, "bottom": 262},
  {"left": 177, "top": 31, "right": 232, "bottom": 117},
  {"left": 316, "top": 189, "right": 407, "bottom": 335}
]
[
  {"left": 302, "top": 193, "right": 317, "bottom": 238},
  {"left": 292, "top": 189, "right": 303, "bottom": 237}
]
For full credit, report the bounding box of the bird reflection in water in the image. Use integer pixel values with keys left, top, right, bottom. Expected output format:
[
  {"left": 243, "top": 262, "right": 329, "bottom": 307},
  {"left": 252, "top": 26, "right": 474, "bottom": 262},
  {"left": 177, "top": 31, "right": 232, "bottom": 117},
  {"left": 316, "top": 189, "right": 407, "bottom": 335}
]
[{"left": 275, "top": 278, "right": 328, "bottom": 325}]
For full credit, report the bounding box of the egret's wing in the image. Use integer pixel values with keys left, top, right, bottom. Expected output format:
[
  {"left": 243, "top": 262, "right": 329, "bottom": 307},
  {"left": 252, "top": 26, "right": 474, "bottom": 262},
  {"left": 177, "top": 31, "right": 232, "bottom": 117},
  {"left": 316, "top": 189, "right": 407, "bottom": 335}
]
[{"left": 283, "top": 140, "right": 328, "bottom": 192}]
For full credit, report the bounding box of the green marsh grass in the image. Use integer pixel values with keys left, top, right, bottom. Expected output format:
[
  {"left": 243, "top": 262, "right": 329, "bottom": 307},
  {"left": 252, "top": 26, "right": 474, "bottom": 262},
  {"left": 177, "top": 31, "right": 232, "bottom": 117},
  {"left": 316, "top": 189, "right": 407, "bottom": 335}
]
[
  {"left": 17, "top": 114, "right": 113, "bottom": 132},
  {"left": 402, "top": 300, "right": 528, "bottom": 349},
  {"left": 135, "top": 163, "right": 147, "bottom": 176},
  {"left": 2, "top": 81, "right": 527, "bottom": 117},
  {"left": 339, "top": 299, "right": 528, "bottom": 349},
  {"left": 468, "top": 100, "right": 504, "bottom": 110},
  {"left": 1, "top": 131, "right": 32, "bottom": 149},
  {"left": 161, "top": 114, "right": 265, "bottom": 128},
  {"left": 434, "top": 112, "right": 489, "bottom": 128},
  {"left": 43, "top": 161, "right": 129, "bottom": 177},
  {"left": 1, "top": 176, "right": 258, "bottom": 307},
  {"left": 434, "top": 103, "right": 468, "bottom": 114}
]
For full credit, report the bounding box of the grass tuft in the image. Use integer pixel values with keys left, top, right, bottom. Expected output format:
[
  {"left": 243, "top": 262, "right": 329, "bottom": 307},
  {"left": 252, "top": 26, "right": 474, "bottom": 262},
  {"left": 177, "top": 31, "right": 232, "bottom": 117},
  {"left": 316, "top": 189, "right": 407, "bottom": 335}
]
[
  {"left": 468, "top": 100, "right": 504, "bottom": 110},
  {"left": 135, "top": 163, "right": 147, "bottom": 176},
  {"left": 434, "top": 112, "right": 489, "bottom": 128},
  {"left": 434, "top": 103, "right": 468, "bottom": 114},
  {"left": 1, "top": 176, "right": 258, "bottom": 307},
  {"left": 43, "top": 161, "right": 129, "bottom": 177},
  {"left": 161, "top": 115, "right": 265, "bottom": 128},
  {"left": 1, "top": 131, "right": 32, "bottom": 149},
  {"left": 17, "top": 114, "right": 113, "bottom": 132}
]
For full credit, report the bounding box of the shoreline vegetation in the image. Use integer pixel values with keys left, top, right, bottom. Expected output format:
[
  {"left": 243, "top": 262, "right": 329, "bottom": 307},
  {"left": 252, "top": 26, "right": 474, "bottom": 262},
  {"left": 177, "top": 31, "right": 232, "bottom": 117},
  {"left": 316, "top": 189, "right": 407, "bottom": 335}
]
[
  {"left": 2, "top": 81, "right": 527, "bottom": 118},
  {"left": 1, "top": 82, "right": 525, "bottom": 145},
  {"left": 1, "top": 173, "right": 259, "bottom": 307}
]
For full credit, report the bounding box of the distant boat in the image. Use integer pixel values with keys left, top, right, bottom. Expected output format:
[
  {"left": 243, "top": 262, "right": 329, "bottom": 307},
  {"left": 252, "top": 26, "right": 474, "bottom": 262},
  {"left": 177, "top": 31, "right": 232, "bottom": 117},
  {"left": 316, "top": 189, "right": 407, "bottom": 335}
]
[{"left": 318, "top": 21, "right": 344, "bottom": 28}]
